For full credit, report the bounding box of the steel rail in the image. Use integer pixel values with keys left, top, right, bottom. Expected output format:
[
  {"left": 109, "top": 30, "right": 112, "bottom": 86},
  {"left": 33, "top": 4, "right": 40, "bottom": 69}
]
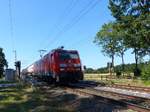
[
  {"left": 65, "top": 87, "right": 150, "bottom": 112},
  {"left": 90, "top": 87, "right": 150, "bottom": 100},
  {"left": 107, "top": 84, "right": 150, "bottom": 93},
  {"left": 68, "top": 81, "right": 150, "bottom": 100}
]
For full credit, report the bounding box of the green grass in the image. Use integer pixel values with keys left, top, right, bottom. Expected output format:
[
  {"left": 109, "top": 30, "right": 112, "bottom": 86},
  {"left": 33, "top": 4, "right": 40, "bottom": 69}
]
[
  {"left": 0, "top": 80, "right": 16, "bottom": 84},
  {"left": 0, "top": 84, "right": 75, "bottom": 112},
  {"left": 0, "top": 78, "right": 17, "bottom": 84},
  {"left": 143, "top": 80, "right": 150, "bottom": 86},
  {"left": 0, "top": 82, "right": 139, "bottom": 112},
  {"left": 84, "top": 73, "right": 150, "bottom": 87}
]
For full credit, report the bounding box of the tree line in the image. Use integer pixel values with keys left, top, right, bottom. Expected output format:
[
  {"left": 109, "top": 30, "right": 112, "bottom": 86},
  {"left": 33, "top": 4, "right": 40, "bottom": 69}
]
[
  {"left": 94, "top": 0, "right": 150, "bottom": 80},
  {"left": 85, "top": 62, "right": 147, "bottom": 74}
]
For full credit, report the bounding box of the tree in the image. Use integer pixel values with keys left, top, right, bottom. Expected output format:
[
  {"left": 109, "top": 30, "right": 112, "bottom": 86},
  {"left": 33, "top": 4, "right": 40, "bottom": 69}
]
[
  {"left": 85, "top": 68, "right": 95, "bottom": 73},
  {"left": 124, "top": 18, "right": 142, "bottom": 76},
  {"left": 108, "top": 0, "right": 150, "bottom": 76},
  {"left": 94, "top": 22, "right": 119, "bottom": 71},
  {"left": 0, "top": 48, "right": 8, "bottom": 78},
  {"left": 137, "top": 14, "right": 150, "bottom": 56},
  {"left": 141, "top": 63, "right": 150, "bottom": 81},
  {"left": 114, "top": 23, "right": 127, "bottom": 74}
]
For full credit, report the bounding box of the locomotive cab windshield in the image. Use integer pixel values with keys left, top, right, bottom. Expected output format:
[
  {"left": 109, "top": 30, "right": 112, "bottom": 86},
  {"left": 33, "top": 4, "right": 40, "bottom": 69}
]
[{"left": 59, "top": 51, "right": 79, "bottom": 60}]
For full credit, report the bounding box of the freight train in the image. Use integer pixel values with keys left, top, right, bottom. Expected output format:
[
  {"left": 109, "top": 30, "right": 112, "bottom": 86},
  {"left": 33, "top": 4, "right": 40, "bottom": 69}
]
[{"left": 22, "top": 47, "right": 83, "bottom": 83}]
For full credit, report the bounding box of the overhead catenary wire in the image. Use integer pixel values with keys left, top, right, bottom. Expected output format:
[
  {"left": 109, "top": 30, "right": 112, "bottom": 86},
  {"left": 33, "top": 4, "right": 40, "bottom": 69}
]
[
  {"left": 25, "top": 0, "right": 100, "bottom": 67},
  {"left": 60, "top": 0, "right": 100, "bottom": 48},
  {"left": 8, "top": 0, "right": 17, "bottom": 62},
  {"left": 40, "top": 0, "right": 78, "bottom": 49},
  {"left": 29, "top": 0, "right": 77, "bottom": 67},
  {"left": 52, "top": 0, "right": 78, "bottom": 31},
  {"left": 24, "top": 0, "right": 77, "bottom": 66},
  {"left": 67, "top": 36, "right": 90, "bottom": 48},
  {"left": 44, "top": 0, "right": 100, "bottom": 50},
  {"left": 44, "top": 0, "right": 95, "bottom": 49},
  {"left": 8, "top": 0, "right": 15, "bottom": 50}
]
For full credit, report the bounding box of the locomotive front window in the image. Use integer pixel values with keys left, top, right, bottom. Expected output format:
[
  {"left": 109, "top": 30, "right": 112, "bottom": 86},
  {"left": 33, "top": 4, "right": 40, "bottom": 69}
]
[
  {"left": 60, "top": 53, "right": 70, "bottom": 60},
  {"left": 69, "top": 53, "right": 78, "bottom": 59},
  {"left": 59, "top": 52, "right": 78, "bottom": 60}
]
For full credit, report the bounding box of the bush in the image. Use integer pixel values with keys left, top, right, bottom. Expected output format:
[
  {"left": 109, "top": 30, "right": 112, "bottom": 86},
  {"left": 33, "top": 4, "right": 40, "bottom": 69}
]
[
  {"left": 141, "top": 64, "right": 150, "bottom": 81},
  {"left": 116, "top": 71, "right": 122, "bottom": 78},
  {"left": 134, "top": 68, "right": 141, "bottom": 77}
]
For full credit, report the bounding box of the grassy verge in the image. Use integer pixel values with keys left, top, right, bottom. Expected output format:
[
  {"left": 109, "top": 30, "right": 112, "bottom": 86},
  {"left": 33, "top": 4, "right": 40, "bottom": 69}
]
[
  {"left": 84, "top": 74, "right": 150, "bottom": 87},
  {"left": 0, "top": 84, "right": 75, "bottom": 112},
  {"left": 143, "top": 80, "right": 150, "bottom": 86},
  {"left": 0, "top": 78, "right": 18, "bottom": 84},
  {"left": 0, "top": 80, "right": 17, "bottom": 84},
  {"left": 0, "top": 82, "right": 137, "bottom": 112}
]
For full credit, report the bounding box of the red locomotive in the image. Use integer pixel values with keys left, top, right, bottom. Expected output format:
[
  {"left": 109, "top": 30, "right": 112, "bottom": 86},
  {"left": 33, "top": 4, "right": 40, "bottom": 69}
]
[{"left": 22, "top": 47, "right": 83, "bottom": 83}]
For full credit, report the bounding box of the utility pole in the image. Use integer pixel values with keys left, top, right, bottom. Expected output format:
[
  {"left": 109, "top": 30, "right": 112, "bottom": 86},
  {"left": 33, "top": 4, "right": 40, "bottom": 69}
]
[
  {"left": 13, "top": 50, "right": 17, "bottom": 62},
  {"left": 15, "top": 61, "right": 21, "bottom": 79},
  {"left": 38, "top": 49, "right": 47, "bottom": 58},
  {"left": 13, "top": 50, "right": 21, "bottom": 79}
]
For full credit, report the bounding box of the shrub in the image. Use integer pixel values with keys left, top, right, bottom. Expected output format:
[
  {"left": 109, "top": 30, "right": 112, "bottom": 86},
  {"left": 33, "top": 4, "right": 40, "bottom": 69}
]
[
  {"left": 134, "top": 68, "right": 141, "bottom": 77},
  {"left": 116, "top": 71, "right": 121, "bottom": 78},
  {"left": 141, "top": 64, "right": 150, "bottom": 81}
]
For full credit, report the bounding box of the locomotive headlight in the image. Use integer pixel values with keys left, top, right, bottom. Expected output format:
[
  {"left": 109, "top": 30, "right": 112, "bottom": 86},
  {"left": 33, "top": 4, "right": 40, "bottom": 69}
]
[
  {"left": 60, "top": 64, "right": 67, "bottom": 67},
  {"left": 74, "top": 64, "right": 81, "bottom": 67}
]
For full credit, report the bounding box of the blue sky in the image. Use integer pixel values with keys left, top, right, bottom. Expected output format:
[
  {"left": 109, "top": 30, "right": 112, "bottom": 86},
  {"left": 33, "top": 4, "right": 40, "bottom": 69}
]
[{"left": 0, "top": 0, "right": 136, "bottom": 69}]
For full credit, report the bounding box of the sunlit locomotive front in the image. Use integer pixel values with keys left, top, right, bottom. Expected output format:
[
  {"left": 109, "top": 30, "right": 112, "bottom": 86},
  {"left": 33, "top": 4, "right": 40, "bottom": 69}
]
[{"left": 22, "top": 47, "right": 83, "bottom": 83}]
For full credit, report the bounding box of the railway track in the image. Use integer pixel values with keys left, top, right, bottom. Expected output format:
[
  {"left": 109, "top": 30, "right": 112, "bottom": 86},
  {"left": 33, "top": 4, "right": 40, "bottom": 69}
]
[
  {"left": 65, "top": 87, "right": 150, "bottom": 112},
  {"left": 67, "top": 81, "right": 150, "bottom": 112},
  {"left": 24, "top": 76, "right": 150, "bottom": 112},
  {"left": 107, "top": 84, "right": 150, "bottom": 93},
  {"left": 76, "top": 80, "right": 150, "bottom": 93}
]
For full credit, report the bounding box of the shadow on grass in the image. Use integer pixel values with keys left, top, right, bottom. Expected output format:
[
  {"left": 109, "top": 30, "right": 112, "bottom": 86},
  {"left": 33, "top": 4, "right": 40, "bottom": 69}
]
[
  {"left": 0, "top": 93, "right": 77, "bottom": 112},
  {"left": 75, "top": 96, "right": 127, "bottom": 112},
  {"left": 0, "top": 86, "right": 77, "bottom": 112},
  {"left": 0, "top": 85, "right": 127, "bottom": 112}
]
